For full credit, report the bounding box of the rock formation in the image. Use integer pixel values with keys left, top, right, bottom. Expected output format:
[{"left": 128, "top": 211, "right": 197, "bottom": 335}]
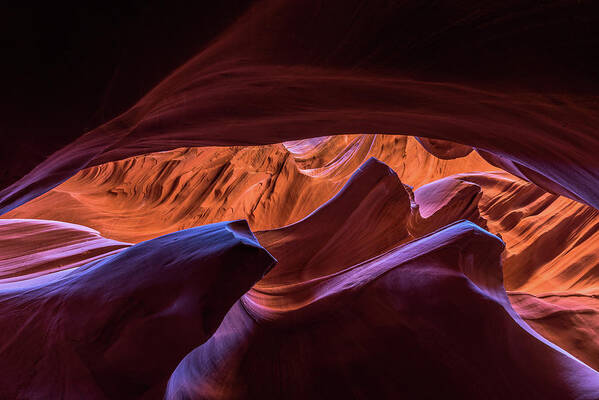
[{"left": 2, "top": 1, "right": 599, "bottom": 398}]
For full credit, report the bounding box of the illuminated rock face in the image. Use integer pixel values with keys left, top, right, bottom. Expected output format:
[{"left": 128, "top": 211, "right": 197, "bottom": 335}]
[
  {"left": 168, "top": 221, "right": 599, "bottom": 400},
  {"left": 2, "top": 152, "right": 599, "bottom": 398},
  {"left": 2, "top": 1, "right": 599, "bottom": 398},
  {"left": 4, "top": 135, "right": 494, "bottom": 242},
  {"left": 0, "top": 221, "right": 275, "bottom": 399},
  {"left": 0, "top": 219, "right": 130, "bottom": 281}
]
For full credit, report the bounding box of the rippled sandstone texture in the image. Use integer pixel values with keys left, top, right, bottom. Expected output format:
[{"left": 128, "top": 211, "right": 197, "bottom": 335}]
[
  {"left": 2, "top": 1, "right": 599, "bottom": 399},
  {"left": 166, "top": 160, "right": 599, "bottom": 399},
  {"left": 5, "top": 135, "right": 495, "bottom": 242},
  {"left": 0, "top": 219, "right": 129, "bottom": 281},
  {"left": 3, "top": 154, "right": 599, "bottom": 399}
]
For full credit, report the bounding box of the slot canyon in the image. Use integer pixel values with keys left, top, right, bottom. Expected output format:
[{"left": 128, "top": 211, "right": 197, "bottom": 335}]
[{"left": 2, "top": 1, "right": 599, "bottom": 399}]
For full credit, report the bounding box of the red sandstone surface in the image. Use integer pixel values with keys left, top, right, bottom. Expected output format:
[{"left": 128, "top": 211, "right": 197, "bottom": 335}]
[{"left": 2, "top": 1, "right": 599, "bottom": 399}]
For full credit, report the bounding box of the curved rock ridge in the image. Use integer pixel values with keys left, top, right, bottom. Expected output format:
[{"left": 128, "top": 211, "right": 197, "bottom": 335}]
[
  {"left": 253, "top": 157, "right": 412, "bottom": 292},
  {"left": 284, "top": 134, "right": 495, "bottom": 188},
  {"left": 382, "top": 169, "right": 599, "bottom": 296},
  {"left": 4, "top": 135, "right": 495, "bottom": 243},
  {"left": 400, "top": 170, "right": 599, "bottom": 372},
  {"left": 1, "top": 1, "right": 599, "bottom": 214},
  {"left": 408, "top": 177, "right": 487, "bottom": 238},
  {"left": 0, "top": 219, "right": 130, "bottom": 282},
  {"left": 2, "top": 2, "right": 599, "bottom": 398},
  {"left": 1, "top": 156, "right": 598, "bottom": 398},
  {"left": 432, "top": 172, "right": 599, "bottom": 295},
  {"left": 7, "top": 140, "right": 599, "bottom": 374},
  {"left": 167, "top": 220, "right": 599, "bottom": 399},
  {"left": 0, "top": 220, "right": 276, "bottom": 399},
  {"left": 3, "top": 145, "right": 342, "bottom": 242}
]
